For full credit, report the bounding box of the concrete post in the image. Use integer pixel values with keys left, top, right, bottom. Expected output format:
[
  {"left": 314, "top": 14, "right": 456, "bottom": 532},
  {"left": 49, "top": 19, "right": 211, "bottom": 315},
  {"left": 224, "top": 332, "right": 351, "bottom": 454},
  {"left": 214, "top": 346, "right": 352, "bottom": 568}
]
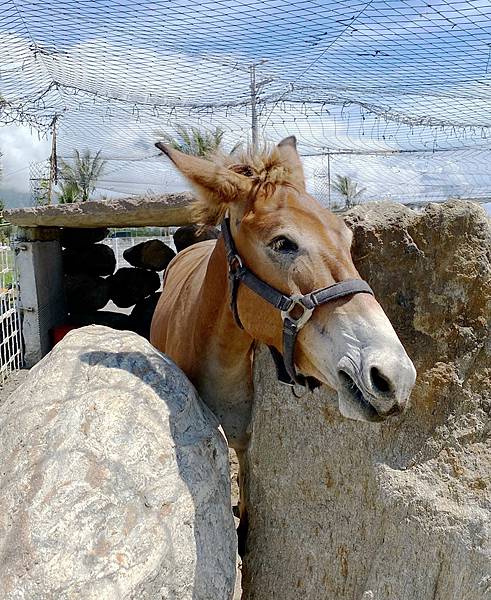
[{"left": 15, "top": 228, "right": 66, "bottom": 367}]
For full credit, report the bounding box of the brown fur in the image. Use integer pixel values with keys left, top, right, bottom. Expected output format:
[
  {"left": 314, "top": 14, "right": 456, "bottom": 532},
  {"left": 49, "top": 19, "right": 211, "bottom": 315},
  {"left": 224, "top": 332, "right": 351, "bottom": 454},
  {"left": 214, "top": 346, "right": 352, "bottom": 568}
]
[
  {"left": 151, "top": 136, "right": 364, "bottom": 448},
  {"left": 191, "top": 143, "right": 303, "bottom": 227},
  {"left": 151, "top": 136, "right": 415, "bottom": 557}
]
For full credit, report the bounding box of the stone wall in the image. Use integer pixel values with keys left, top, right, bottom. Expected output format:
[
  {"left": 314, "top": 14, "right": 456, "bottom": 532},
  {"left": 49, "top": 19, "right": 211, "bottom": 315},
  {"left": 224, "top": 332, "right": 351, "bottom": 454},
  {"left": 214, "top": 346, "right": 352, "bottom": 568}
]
[
  {"left": 62, "top": 225, "right": 218, "bottom": 340},
  {"left": 62, "top": 227, "right": 174, "bottom": 339},
  {"left": 11, "top": 203, "right": 220, "bottom": 359},
  {"left": 243, "top": 201, "right": 491, "bottom": 600}
]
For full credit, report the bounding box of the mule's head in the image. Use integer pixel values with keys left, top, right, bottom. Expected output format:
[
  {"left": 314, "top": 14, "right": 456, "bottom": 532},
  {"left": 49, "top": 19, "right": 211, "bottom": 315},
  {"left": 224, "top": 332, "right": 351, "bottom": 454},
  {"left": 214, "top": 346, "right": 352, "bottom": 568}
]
[{"left": 156, "top": 136, "right": 416, "bottom": 422}]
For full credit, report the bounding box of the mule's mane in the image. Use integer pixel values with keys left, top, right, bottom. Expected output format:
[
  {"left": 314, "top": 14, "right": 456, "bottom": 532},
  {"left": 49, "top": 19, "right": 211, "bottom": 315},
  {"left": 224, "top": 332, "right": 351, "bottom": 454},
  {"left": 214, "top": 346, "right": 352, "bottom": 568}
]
[
  {"left": 192, "top": 144, "right": 299, "bottom": 226},
  {"left": 223, "top": 144, "right": 297, "bottom": 186}
]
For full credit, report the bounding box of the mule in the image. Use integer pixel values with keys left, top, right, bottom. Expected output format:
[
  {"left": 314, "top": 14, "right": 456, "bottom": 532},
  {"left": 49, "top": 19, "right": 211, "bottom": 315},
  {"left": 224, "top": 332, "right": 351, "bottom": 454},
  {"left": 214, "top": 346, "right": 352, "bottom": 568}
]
[{"left": 150, "top": 136, "right": 416, "bottom": 546}]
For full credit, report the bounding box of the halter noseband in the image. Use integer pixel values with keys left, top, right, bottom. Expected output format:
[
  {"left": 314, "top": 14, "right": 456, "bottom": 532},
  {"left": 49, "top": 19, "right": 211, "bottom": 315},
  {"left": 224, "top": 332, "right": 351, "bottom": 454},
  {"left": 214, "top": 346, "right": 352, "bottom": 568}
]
[{"left": 221, "top": 216, "right": 374, "bottom": 389}]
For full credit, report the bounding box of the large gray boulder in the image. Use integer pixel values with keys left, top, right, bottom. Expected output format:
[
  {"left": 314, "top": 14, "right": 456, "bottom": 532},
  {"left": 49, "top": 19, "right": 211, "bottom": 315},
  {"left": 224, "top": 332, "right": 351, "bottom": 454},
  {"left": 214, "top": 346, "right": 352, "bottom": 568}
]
[
  {"left": 243, "top": 201, "right": 491, "bottom": 600},
  {"left": 0, "top": 326, "right": 236, "bottom": 599}
]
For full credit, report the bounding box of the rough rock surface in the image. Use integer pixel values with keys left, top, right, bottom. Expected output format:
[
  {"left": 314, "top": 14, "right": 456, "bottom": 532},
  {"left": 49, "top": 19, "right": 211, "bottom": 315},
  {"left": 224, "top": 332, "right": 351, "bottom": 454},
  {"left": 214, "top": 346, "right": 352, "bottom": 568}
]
[
  {"left": 64, "top": 273, "right": 110, "bottom": 312},
  {"left": 109, "top": 267, "right": 161, "bottom": 308},
  {"left": 243, "top": 201, "right": 490, "bottom": 600},
  {"left": 5, "top": 193, "right": 194, "bottom": 228},
  {"left": 60, "top": 227, "right": 109, "bottom": 248},
  {"left": 0, "top": 326, "right": 236, "bottom": 599},
  {"left": 173, "top": 224, "right": 220, "bottom": 253},
  {"left": 63, "top": 243, "right": 116, "bottom": 276},
  {"left": 123, "top": 239, "right": 176, "bottom": 271}
]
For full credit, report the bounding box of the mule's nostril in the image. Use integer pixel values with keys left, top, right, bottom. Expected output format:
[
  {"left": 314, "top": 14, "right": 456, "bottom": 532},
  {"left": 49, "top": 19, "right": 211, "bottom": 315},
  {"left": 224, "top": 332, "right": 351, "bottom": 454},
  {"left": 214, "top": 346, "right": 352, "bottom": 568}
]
[{"left": 370, "top": 366, "right": 393, "bottom": 394}]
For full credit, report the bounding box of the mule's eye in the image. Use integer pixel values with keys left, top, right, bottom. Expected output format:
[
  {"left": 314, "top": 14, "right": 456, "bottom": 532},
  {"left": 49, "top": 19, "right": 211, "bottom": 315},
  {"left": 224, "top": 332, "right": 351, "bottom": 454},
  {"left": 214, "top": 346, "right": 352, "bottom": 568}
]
[{"left": 268, "top": 236, "right": 298, "bottom": 254}]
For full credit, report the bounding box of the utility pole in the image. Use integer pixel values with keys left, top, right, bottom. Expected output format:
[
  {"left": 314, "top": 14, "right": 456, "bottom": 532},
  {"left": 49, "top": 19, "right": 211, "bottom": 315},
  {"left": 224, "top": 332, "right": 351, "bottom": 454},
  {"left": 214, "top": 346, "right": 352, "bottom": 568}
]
[
  {"left": 47, "top": 115, "right": 58, "bottom": 205},
  {"left": 327, "top": 149, "right": 331, "bottom": 209},
  {"left": 250, "top": 64, "right": 258, "bottom": 151},
  {"left": 249, "top": 60, "right": 273, "bottom": 151}
]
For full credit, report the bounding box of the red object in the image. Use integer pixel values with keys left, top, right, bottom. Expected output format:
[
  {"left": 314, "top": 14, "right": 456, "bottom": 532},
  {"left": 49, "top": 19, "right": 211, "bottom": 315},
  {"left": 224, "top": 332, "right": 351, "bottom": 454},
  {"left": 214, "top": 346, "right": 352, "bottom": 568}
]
[{"left": 51, "top": 324, "right": 78, "bottom": 347}]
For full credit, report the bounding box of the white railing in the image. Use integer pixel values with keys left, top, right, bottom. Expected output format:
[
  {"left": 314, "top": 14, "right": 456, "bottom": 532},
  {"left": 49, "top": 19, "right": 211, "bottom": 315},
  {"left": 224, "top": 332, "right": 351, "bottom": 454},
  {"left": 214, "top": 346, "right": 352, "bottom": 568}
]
[{"left": 0, "top": 245, "right": 23, "bottom": 382}]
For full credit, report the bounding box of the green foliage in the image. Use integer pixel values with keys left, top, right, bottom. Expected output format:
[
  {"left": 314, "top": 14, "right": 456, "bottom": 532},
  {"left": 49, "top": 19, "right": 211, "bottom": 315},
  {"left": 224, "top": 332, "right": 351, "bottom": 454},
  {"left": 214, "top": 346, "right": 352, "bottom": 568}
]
[
  {"left": 0, "top": 199, "right": 13, "bottom": 244},
  {"left": 331, "top": 175, "right": 366, "bottom": 209},
  {"left": 156, "top": 125, "right": 227, "bottom": 158},
  {"left": 58, "top": 149, "right": 106, "bottom": 202},
  {"left": 0, "top": 198, "right": 5, "bottom": 229},
  {"left": 58, "top": 181, "right": 81, "bottom": 204},
  {"left": 33, "top": 178, "right": 50, "bottom": 206}
]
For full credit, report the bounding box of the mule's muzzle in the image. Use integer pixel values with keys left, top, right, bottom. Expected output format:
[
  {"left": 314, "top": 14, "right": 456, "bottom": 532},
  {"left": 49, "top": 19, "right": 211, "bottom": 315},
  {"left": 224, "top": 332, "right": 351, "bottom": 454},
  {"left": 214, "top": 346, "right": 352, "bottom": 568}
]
[{"left": 336, "top": 349, "right": 416, "bottom": 422}]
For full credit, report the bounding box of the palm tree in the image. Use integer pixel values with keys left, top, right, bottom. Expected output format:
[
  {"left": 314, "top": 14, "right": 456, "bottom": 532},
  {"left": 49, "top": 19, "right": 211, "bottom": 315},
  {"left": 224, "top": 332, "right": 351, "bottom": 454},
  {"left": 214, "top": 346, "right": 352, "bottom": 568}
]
[
  {"left": 58, "top": 149, "right": 106, "bottom": 202},
  {"left": 331, "top": 175, "right": 366, "bottom": 209},
  {"left": 58, "top": 181, "right": 80, "bottom": 204},
  {"left": 156, "top": 125, "right": 238, "bottom": 158}
]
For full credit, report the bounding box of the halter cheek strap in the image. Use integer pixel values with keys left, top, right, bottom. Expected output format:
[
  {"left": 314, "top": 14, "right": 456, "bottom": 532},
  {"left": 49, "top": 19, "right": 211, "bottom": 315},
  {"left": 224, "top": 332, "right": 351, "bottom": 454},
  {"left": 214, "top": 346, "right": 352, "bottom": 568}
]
[{"left": 221, "top": 216, "right": 374, "bottom": 388}]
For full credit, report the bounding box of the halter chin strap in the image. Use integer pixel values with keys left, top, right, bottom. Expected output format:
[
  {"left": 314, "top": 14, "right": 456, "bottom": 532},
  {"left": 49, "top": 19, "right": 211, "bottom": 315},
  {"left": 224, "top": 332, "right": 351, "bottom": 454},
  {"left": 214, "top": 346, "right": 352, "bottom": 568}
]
[{"left": 221, "top": 216, "right": 374, "bottom": 388}]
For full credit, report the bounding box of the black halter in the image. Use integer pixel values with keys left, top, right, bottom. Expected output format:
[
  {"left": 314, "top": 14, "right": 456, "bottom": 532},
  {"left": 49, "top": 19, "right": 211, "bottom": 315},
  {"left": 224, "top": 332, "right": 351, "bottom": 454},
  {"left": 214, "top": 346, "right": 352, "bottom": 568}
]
[{"left": 221, "top": 216, "right": 374, "bottom": 389}]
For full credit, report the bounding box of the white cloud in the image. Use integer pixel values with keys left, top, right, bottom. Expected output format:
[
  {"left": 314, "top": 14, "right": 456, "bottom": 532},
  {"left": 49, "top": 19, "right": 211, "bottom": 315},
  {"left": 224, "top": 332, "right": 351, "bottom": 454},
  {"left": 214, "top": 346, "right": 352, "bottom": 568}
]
[
  {"left": 2, "top": 33, "right": 491, "bottom": 205},
  {"left": 0, "top": 125, "right": 50, "bottom": 193}
]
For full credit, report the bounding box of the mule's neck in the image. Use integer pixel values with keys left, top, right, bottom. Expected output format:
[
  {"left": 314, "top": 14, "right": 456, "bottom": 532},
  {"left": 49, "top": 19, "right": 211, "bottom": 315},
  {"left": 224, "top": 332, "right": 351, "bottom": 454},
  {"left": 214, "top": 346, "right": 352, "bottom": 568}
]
[
  {"left": 194, "top": 236, "right": 255, "bottom": 450},
  {"left": 201, "top": 236, "right": 254, "bottom": 369}
]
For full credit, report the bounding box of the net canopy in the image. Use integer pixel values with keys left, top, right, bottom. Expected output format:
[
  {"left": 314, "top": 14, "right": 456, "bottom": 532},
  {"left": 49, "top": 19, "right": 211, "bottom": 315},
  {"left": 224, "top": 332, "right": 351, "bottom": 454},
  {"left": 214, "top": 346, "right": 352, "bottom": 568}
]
[{"left": 2, "top": 0, "right": 491, "bottom": 204}]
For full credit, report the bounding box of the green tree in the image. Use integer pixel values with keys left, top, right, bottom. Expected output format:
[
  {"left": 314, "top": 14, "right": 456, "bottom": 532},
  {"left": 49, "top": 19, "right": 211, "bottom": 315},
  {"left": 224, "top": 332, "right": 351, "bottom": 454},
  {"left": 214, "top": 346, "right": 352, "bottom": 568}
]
[
  {"left": 33, "top": 178, "right": 50, "bottom": 206},
  {"left": 0, "top": 155, "right": 9, "bottom": 240},
  {"left": 58, "top": 181, "right": 81, "bottom": 204},
  {"left": 58, "top": 149, "right": 106, "bottom": 202},
  {"left": 331, "top": 175, "right": 366, "bottom": 209},
  {"left": 156, "top": 125, "right": 238, "bottom": 158}
]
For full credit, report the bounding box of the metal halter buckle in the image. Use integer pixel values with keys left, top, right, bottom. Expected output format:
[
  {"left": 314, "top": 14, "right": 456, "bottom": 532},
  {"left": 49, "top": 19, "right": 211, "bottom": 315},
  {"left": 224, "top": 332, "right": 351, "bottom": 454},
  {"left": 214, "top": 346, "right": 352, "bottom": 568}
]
[
  {"left": 228, "top": 253, "right": 243, "bottom": 274},
  {"left": 280, "top": 294, "right": 314, "bottom": 330}
]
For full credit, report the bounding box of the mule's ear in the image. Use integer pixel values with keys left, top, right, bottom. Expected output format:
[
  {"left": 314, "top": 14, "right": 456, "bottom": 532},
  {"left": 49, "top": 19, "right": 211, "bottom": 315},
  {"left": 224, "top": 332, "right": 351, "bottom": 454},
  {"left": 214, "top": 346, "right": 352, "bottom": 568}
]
[
  {"left": 156, "top": 142, "right": 252, "bottom": 224},
  {"left": 276, "top": 136, "right": 305, "bottom": 189}
]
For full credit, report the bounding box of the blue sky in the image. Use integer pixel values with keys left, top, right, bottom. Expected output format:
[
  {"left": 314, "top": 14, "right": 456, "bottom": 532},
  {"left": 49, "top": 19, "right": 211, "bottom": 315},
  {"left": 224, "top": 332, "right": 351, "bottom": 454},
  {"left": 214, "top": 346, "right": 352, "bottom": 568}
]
[{"left": 2, "top": 0, "right": 491, "bottom": 207}]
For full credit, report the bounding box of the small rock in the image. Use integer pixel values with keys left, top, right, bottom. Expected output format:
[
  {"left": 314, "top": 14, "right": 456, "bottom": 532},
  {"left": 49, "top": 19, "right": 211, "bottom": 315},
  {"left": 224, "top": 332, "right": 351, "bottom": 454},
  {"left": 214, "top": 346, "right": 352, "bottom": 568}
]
[
  {"left": 109, "top": 268, "right": 160, "bottom": 308},
  {"left": 63, "top": 244, "right": 116, "bottom": 276},
  {"left": 130, "top": 292, "right": 161, "bottom": 339},
  {"left": 60, "top": 227, "right": 109, "bottom": 248},
  {"left": 64, "top": 274, "right": 110, "bottom": 313},
  {"left": 68, "top": 311, "right": 132, "bottom": 331},
  {"left": 123, "top": 239, "right": 176, "bottom": 271},
  {"left": 173, "top": 224, "right": 219, "bottom": 253}
]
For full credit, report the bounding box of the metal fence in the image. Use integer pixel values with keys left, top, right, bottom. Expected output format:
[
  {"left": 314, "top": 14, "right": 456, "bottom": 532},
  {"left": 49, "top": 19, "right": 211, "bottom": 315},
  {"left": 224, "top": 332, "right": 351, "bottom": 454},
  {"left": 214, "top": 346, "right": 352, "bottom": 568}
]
[
  {"left": 103, "top": 231, "right": 176, "bottom": 271},
  {"left": 0, "top": 245, "right": 23, "bottom": 382}
]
